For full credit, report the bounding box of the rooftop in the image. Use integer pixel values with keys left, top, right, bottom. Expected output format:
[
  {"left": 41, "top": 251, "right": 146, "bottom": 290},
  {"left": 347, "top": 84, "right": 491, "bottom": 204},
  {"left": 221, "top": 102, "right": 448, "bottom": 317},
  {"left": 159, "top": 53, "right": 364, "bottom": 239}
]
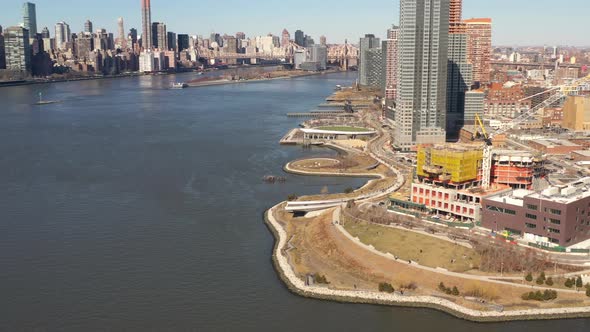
[
  {"left": 573, "top": 150, "right": 590, "bottom": 157},
  {"left": 487, "top": 189, "right": 534, "bottom": 207},
  {"left": 528, "top": 177, "right": 590, "bottom": 204},
  {"left": 532, "top": 139, "right": 581, "bottom": 148}
]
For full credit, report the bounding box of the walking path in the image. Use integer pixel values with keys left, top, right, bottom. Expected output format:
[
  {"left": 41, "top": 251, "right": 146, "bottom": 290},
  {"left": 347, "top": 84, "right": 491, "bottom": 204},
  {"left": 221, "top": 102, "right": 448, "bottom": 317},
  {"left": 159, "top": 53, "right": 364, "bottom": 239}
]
[{"left": 266, "top": 203, "right": 590, "bottom": 322}]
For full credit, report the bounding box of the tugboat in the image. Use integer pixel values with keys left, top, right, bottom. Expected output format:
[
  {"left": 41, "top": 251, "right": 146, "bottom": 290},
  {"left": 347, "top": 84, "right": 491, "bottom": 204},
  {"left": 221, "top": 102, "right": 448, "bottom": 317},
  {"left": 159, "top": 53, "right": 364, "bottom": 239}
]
[{"left": 171, "top": 82, "right": 188, "bottom": 89}]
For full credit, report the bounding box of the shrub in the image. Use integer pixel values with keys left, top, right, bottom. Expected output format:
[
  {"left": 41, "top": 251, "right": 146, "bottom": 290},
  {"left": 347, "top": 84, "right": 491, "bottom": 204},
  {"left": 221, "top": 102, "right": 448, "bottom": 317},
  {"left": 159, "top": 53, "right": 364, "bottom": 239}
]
[
  {"left": 525, "top": 272, "right": 533, "bottom": 282},
  {"left": 452, "top": 286, "right": 460, "bottom": 296},
  {"left": 438, "top": 282, "right": 447, "bottom": 292},
  {"left": 539, "top": 271, "right": 546, "bottom": 281},
  {"left": 344, "top": 187, "right": 354, "bottom": 194},
  {"left": 586, "top": 288, "right": 590, "bottom": 298},
  {"left": 536, "top": 276, "right": 545, "bottom": 285},
  {"left": 379, "top": 282, "right": 395, "bottom": 293},
  {"left": 400, "top": 282, "right": 418, "bottom": 290},
  {"left": 314, "top": 274, "right": 329, "bottom": 284},
  {"left": 565, "top": 278, "right": 574, "bottom": 288},
  {"left": 287, "top": 194, "right": 298, "bottom": 201},
  {"left": 545, "top": 277, "right": 554, "bottom": 286}
]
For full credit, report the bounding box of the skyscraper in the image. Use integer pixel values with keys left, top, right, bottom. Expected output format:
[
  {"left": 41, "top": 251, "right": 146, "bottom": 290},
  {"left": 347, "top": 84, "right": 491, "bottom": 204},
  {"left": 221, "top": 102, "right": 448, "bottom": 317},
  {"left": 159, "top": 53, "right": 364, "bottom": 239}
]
[
  {"left": 41, "top": 26, "right": 49, "bottom": 38},
  {"left": 117, "top": 17, "right": 126, "bottom": 49},
  {"left": 358, "top": 34, "right": 380, "bottom": 86},
  {"left": 129, "top": 28, "right": 138, "bottom": 47},
  {"left": 177, "top": 34, "right": 189, "bottom": 52},
  {"left": 294, "top": 30, "right": 304, "bottom": 46},
  {"left": 23, "top": 2, "right": 37, "bottom": 36},
  {"left": 281, "top": 29, "right": 290, "bottom": 47},
  {"left": 84, "top": 20, "right": 93, "bottom": 34},
  {"left": 464, "top": 18, "right": 492, "bottom": 85},
  {"left": 385, "top": 25, "right": 399, "bottom": 101},
  {"left": 393, "top": 0, "right": 450, "bottom": 150},
  {"left": 141, "top": 0, "right": 152, "bottom": 50},
  {"left": 446, "top": 0, "right": 473, "bottom": 139},
  {"left": 152, "top": 22, "right": 167, "bottom": 50},
  {"left": 309, "top": 44, "right": 327, "bottom": 70},
  {"left": 54, "top": 21, "right": 70, "bottom": 50},
  {"left": 5, "top": 26, "right": 32, "bottom": 73},
  {"left": 167, "top": 31, "right": 176, "bottom": 51}
]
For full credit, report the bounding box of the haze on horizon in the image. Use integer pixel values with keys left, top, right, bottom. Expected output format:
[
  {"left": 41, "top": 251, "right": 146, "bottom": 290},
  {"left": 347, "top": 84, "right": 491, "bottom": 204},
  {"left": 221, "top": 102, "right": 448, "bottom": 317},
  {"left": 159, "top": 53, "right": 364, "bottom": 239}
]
[{"left": 0, "top": 0, "right": 588, "bottom": 47}]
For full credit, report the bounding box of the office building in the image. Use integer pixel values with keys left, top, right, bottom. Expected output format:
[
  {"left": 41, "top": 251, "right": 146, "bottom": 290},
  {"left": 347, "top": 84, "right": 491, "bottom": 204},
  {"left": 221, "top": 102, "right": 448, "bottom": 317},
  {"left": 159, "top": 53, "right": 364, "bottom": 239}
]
[
  {"left": 309, "top": 44, "right": 327, "bottom": 70},
  {"left": 358, "top": 34, "right": 380, "bottom": 86},
  {"left": 365, "top": 45, "right": 385, "bottom": 88},
  {"left": 84, "top": 20, "right": 93, "bottom": 34},
  {"left": 294, "top": 49, "right": 306, "bottom": 69},
  {"left": 464, "top": 18, "right": 492, "bottom": 84},
  {"left": 139, "top": 50, "right": 154, "bottom": 72},
  {"left": 4, "top": 26, "right": 32, "bottom": 73},
  {"left": 141, "top": 0, "right": 152, "bottom": 50},
  {"left": 54, "top": 21, "right": 70, "bottom": 50},
  {"left": 23, "top": 2, "right": 37, "bottom": 36},
  {"left": 129, "top": 28, "right": 138, "bottom": 48},
  {"left": 0, "top": 26, "right": 5, "bottom": 69},
  {"left": 41, "top": 26, "right": 49, "bottom": 38},
  {"left": 76, "top": 33, "right": 93, "bottom": 59},
  {"left": 393, "top": 0, "right": 450, "bottom": 150},
  {"left": 223, "top": 36, "right": 238, "bottom": 54},
  {"left": 167, "top": 31, "right": 176, "bottom": 51},
  {"left": 385, "top": 25, "right": 399, "bottom": 101},
  {"left": 482, "top": 178, "right": 590, "bottom": 247},
  {"left": 463, "top": 90, "right": 484, "bottom": 125},
  {"left": 294, "top": 30, "right": 304, "bottom": 46},
  {"left": 151, "top": 22, "right": 166, "bottom": 50},
  {"left": 235, "top": 32, "right": 246, "bottom": 40},
  {"left": 177, "top": 34, "right": 189, "bottom": 52}
]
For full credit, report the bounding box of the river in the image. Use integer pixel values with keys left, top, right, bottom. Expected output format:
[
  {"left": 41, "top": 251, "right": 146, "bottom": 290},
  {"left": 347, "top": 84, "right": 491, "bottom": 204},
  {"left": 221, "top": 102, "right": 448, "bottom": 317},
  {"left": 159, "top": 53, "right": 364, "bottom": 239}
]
[{"left": 0, "top": 72, "right": 588, "bottom": 331}]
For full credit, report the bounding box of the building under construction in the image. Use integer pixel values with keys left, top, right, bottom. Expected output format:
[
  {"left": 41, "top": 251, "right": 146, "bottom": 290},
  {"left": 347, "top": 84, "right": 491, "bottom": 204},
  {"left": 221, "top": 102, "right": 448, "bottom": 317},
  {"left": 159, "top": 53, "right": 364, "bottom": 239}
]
[
  {"left": 406, "top": 144, "right": 544, "bottom": 222},
  {"left": 491, "top": 150, "right": 544, "bottom": 190}
]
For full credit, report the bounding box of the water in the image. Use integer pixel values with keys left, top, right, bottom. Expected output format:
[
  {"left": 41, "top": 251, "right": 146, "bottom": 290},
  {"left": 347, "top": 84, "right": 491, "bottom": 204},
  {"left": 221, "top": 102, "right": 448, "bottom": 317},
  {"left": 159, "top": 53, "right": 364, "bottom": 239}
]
[{"left": 0, "top": 72, "right": 588, "bottom": 331}]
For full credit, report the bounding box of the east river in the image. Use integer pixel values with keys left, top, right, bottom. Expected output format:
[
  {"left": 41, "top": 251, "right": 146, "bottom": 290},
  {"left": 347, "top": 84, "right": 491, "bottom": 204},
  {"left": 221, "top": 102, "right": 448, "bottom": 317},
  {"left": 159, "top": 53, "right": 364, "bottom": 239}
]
[{"left": 0, "top": 72, "right": 588, "bottom": 331}]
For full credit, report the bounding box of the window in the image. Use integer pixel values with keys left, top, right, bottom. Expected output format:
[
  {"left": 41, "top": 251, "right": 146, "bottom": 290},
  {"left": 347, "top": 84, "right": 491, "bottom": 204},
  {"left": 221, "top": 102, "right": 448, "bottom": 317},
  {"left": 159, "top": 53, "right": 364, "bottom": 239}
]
[
  {"left": 549, "top": 208, "right": 562, "bottom": 215},
  {"left": 549, "top": 238, "right": 560, "bottom": 244},
  {"left": 549, "top": 218, "right": 561, "bottom": 225},
  {"left": 525, "top": 223, "right": 537, "bottom": 229},
  {"left": 486, "top": 205, "right": 516, "bottom": 215},
  {"left": 548, "top": 228, "right": 561, "bottom": 234},
  {"left": 526, "top": 204, "right": 538, "bottom": 211},
  {"left": 526, "top": 213, "right": 537, "bottom": 220}
]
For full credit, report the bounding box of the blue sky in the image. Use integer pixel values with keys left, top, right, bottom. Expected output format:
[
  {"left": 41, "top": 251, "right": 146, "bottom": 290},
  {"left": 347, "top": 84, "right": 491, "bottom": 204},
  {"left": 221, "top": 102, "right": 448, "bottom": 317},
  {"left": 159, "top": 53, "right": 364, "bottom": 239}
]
[{"left": 0, "top": 0, "right": 588, "bottom": 46}]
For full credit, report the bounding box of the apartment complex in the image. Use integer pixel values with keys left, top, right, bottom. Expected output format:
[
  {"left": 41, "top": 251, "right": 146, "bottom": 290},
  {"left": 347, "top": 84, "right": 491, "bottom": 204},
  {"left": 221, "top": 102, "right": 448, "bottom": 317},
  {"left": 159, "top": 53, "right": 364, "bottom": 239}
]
[
  {"left": 393, "top": 0, "right": 450, "bottom": 150},
  {"left": 464, "top": 18, "right": 492, "bottom": 85},
  {"left": 485, "top": 82, "right": 531, "bottom": 118},
  {"left": 384, "top": 25, "right": 399, "bottom": 101}
]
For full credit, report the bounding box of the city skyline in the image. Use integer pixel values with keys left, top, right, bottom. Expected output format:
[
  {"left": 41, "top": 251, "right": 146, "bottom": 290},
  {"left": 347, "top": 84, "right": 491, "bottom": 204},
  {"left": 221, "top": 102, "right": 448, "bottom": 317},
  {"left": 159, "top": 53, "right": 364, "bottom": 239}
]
[{"left": 0, "top": 0, "right": 588, "bottom": 46}]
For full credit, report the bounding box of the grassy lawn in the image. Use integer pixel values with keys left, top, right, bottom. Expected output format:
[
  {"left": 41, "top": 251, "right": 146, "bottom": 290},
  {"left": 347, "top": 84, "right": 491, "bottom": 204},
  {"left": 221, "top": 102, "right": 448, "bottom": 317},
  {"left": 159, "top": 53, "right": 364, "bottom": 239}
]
[
  {"left": 343, "top": 220, "right": 481, "bottom": 272},
  {"left": 316, "top": 126, "right": 372, "bottom": 132}
]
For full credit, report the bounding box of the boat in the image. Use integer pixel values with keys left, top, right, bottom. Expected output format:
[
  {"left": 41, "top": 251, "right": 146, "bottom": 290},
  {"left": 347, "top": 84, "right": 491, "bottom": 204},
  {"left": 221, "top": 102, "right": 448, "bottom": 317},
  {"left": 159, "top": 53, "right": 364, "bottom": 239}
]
[
  {"left": 34, "top": 92, "right": 59, "bottom": 105},
  {"left": 171, "top": 82, "right": 188, "bottom": 89}
]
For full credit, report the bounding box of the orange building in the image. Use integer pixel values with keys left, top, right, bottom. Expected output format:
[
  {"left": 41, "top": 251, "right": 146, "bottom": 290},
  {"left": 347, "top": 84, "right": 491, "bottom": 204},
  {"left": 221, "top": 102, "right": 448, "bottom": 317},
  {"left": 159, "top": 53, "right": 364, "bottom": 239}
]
[{"left": 464, "top": 18, "right": 492, "bottom": 84}]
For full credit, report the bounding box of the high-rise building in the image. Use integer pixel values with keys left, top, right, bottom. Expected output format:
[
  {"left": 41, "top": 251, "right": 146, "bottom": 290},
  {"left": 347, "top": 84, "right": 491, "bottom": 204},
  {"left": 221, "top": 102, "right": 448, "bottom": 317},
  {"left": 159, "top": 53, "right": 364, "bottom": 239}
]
[
  {"left": 0, "top": 27, "right": 5, "bottom": 69},
  {"left": 94, "top": 29, "right": 108, "bottom": 51},
  {"left": 393, "top": 0, "right": 450, "bottom": 151},
  {"left": 463, "top": 90, "right": 484, "bottom": 125},
  {"left": 54, "top": 21, "right": 71, "bottom": 50},
  {"left": 309, "top": 44, "right": 327, "bottom": 70},
  {"left": 365, "top": 44, "right": 385, "bottom": 88},
  {"left": 76, "top": 33, "right": 93, "bottom": 59},
  {"left": 151, "top": 22, "right": 166, "bottom": 50},
  {"left": 319, "top": 36, "right": 327, "bottom": 46},
  {"left": 303, "top": 35, "right": 314, "bottom": 47},
  {"left": 4, "top": 26, "right": 32, "bottom": 73},
  {"left": 223, "top": 36, "right": 238, "bottom": 54},
  {"left": 141, "top": 0, "right": 152, "bottom": 50},
  {"left": 235, "top": 32, "right": 246, "bottom": 40},
  {"left": 129, "top": 28, "right": 138, "bottom": 47},
  {"left": 294, "top": 30, "right": 304, "bottom": 46},
  {"left": 167, "top": 31, "right": 176, "bottom": 51},
  {"left": 177, "top": 34, "right": 189, "bottom": 52},
  {"left": 358, "top": 34, "right": 380, "bottom": 86},
  {"left": 464, "top": 18, "right": 492, "bottom": 84},
  {"left": 41, "top": 26, "right": 49, "bottom": 38},
  {"left": 385, "top": 25, "right": 399, "bottom": 101},
  {"left": 84, "top": 20, "right": 93, "bottom": 34},
  {"left": 139, "top": 50, "right": 154, "bottom": 72},
  {"left": 117, "top": 17, "right": 126, "bottom": 49},
  {"left": 23, "top": 2, "right": 37, "bottom": 36},
  {"left": 281, "top": 29, "right": 290, "bottom": 47},
  {"left": 445, "top": 0, "right": 473, "bottom": 139}
]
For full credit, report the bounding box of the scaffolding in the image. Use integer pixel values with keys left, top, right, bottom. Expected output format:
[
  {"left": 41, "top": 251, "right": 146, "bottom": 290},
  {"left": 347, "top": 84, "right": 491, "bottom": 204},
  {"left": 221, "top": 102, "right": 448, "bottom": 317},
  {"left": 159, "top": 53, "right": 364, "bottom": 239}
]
[{"left": 417, "top": 144, "right": 483, "bottom": 184}]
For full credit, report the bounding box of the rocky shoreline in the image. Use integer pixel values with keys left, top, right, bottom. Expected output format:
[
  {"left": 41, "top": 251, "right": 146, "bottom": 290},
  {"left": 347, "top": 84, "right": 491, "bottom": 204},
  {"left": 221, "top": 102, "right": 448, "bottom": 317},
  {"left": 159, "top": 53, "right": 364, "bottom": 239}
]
[{"left": 264, "top": 203, "right": 590, "bottom": 323}]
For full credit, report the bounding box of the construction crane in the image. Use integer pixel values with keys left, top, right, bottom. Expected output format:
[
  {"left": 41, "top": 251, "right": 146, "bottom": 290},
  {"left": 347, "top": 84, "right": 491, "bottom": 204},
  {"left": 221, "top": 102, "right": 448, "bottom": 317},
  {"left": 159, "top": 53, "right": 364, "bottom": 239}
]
[{"left": 477, "top": 74, "right": 590, "bottom": 189}]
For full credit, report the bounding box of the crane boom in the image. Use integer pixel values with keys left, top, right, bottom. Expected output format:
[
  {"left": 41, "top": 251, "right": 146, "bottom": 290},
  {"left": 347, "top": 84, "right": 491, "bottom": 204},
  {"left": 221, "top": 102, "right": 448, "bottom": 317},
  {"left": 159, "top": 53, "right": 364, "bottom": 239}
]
[{"left": 481, "top": 74, "right": 590, "bottom": 189}]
